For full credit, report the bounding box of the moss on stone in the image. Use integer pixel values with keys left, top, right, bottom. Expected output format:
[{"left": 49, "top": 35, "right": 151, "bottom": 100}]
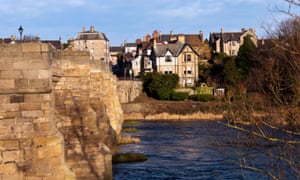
[{"left": 112, "top": 153, "right": 148, "bottom": 164}]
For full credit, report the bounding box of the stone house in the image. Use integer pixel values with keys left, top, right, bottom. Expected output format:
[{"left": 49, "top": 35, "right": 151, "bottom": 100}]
[
  {"left": 209, "top": 28, "right": 258, "bottom": 56},
  {"left": 69, "top": 25, "right": 110, "bottom": 62},
  {"left": 154, "top": 42, "right": 200, "bottom": 87},
  {"left": 133, "top": 30, "right": 208, "bottom": 86}
]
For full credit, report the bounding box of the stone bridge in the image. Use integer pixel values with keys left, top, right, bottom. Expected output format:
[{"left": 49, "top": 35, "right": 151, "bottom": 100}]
[{"left": 0, "top": 42, "right": 123, "bottom": 179}]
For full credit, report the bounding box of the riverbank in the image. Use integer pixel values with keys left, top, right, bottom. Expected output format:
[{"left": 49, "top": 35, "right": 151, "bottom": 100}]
[{"left": 121, "top": 93, "right": 225, "bottom": 121}]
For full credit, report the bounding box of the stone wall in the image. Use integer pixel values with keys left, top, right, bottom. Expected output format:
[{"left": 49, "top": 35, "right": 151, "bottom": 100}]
[
  {"left": 0, "top": 43, "right": 74, "bottom": 179},
  {"left": 53, "top": 51, "right": 123, "bottom": 179},
  {"left": 0, "top": 43, "right": 123, "bottom": 179},
  {"left": 117, "top": 80, "right": 142, "bottom": 103}
]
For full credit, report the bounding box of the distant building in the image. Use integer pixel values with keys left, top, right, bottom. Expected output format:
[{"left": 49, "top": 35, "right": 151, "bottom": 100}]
[
  {"left": 154, "top": 42, "right": 200, "bottom": 87},
  {"left": 209, "top": 28, "right": 258, "bottom": 56},
  {"left": 132, "top": 30, "right": 205, "bottom": 87},
  {"left": 70, "top": 26, "right": 110, "bottom": 62}
]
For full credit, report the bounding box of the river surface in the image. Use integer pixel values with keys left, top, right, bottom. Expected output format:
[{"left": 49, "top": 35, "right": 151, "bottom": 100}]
[{"left": 113, "top": 120, "right": 299, "bottom": 180}]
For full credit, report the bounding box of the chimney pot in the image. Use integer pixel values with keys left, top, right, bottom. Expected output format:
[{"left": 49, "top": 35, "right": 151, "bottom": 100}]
[{"left": 90, "top": 25, "right": 95, "bottom": 32}]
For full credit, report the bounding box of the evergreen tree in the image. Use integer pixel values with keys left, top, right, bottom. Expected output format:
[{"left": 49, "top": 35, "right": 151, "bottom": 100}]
[{"left": 236, "top": 35, "right": 256, "bottom": 79}]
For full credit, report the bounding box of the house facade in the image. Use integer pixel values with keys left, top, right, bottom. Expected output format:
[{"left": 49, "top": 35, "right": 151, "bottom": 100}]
[
  {"left": 70, "top": 26, "right": 110, "bottom": 62},
  {"left": 153, "top": 41, "right": 200, "bottom": 87},
  {"left": 209, "top": 28, "right": 258, "bottom": 56}
]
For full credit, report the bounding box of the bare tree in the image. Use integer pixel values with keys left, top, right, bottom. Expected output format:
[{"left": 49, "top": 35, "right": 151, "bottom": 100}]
[{"left": 219, "top": 1, "right": 300, "bottom": 179}]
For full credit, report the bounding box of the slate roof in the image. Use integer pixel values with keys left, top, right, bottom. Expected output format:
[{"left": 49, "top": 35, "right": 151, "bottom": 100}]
[
  {"left": 154, "top": 42, "right": 184, "bottom": 57},
  {"left": 76, "top": 31, "right": 109, "bottom": 41},
  {"left": 210, "top": 32, "right": 243, "bottom": 43},
  {"left": 154, "top": 42, "right": 200, "bottom": 57},
  {"left": 110, "top": 46, "right": 123, "bottom": 53}
]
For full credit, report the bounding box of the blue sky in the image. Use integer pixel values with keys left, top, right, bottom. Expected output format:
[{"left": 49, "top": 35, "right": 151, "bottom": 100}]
[{"left": 0, "top": 0, "right": 297, "bottom": 45}]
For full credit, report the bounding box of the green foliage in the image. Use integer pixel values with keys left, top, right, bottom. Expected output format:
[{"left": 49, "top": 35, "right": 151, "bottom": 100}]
[
  {"left": 223, "top": 56, "right": 241, "bottom": 91},
  {"left": 190, "top": 94, "right": 215, "bottom": 102},
  {"left": 142, "top": 73, "right": 179, "bottom": 99},
  {"left": 196, "top": 86, "right": 214, "bottom": 95},
  {"left": 236, "top": 35, "right": 256, "bottom": 79},
  {"left": 156, "top": 87, "right": 173, "bottom": 100},
  {"left": 170, "top": 92, "right": 189, "bottom": 101},
  {"left": 123, "top": 120, "right": 139, "bottom": 126},
  {"left": 216, "top": 52, "right": 227, "bottom": 60},
  {"left": 122, "top": 128, "right": 139, "bottom": 133}
]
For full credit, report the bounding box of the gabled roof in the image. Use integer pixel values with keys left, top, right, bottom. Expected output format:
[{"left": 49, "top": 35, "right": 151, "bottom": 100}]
[
  {"left": 154, "top": 42, "right": 200, "bottom": 57},
  {"left": 154, "top": 42, "right": 184, "bottom": 57}
]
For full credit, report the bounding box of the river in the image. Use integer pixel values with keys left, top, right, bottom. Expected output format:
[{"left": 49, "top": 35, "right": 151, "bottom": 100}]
[{"left": 113, "top": 120, "right": 299, "bottom": 180}]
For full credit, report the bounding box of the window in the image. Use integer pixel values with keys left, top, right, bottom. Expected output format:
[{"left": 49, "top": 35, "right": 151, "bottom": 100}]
[
  {"left": 164, "top": 68, "right": 172, "bottom": 74},
  {"left": 231, "top": 50, "right": 236, "bottom": 55},
  {"left": 165, "top": 55, "right": 172, "bottom": 62},
  {"left": 184, "top": 67, "right": 192, "bottom": 74},
  {"left": 184, "top": 54, "right": 192, "bottom": 61}
]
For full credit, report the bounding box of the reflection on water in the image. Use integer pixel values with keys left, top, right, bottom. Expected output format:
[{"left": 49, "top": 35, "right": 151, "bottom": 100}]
[{"left": 113, "top": 120, "right": 298, "bottom": 180}]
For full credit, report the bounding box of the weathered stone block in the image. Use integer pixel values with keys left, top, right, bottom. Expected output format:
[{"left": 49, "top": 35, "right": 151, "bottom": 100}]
[
  {"left": 2, "top": 150, "right": 23, "bottom": 162},
  {"left": 13, "top": 61, "right": 49, "bottom": 70},
  {"left": 0, "top": 70, "right": 22, "bottom": 79},
  {"left": 0, "top": 80, "right": 15, "bottom": 89},
  {"left": 0, "top": 119, "right": 16, "bottom": 128},
  {"left": 0, "top": 95, "right": 9, "bottom": 103},
  {"left": 0, "top": 140, "right": 19, "bottom": 150},
  {"left": 12, "top": 123, "right": 34, "bottom": 133},
  {"left": 20, "top": 103, "right": 41, "bottom": 111},
  {"left": 0, "top": 62, "right": 14, "bottom": 70},
  {"left": 15, "top": 79, "right": 29, "bottom": 89},
  {"left": 0, "top": 163, "right": 16, "bottom": 174},
  {"left": 0, "top": 103, "right": 19, "bottom": 112},
  {"left": 0, "top": 111, "right": 21, "bottom": 119},
  {"left": 29, "top": 79, "right": 49, "bottom": 89},
  {"left": 39, "top": 123, "right": 50, "bottom": 131},
  {"left": 22, "top": 110, "right": 44, "bottom": 118}
]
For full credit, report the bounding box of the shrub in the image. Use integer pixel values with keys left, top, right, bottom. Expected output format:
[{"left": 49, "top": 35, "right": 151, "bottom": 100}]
[
  {"left": 142, "top": 72, "right": 179, "bottom": 99},
  {"left": 156, "top": 88, "right": 173, "bottom": 100},
  {"left": 190, "top": 94, "right": 215, "bottom": 102},
  {"left": 170, "top": 92, "right": 189, "bottom": 101}
]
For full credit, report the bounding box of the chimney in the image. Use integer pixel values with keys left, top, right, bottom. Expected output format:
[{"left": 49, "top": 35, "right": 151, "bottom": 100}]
[
  {"left": 153, "top": 30, "right": 159, "bottom": 40},
  {"left": 221, "top": 28, "right": 224, "bottom": 34},
  {"left": 144, "top": 34, "right": 151, "bottom": 42},
  {"left": 199, "top": 30, "right": 203, "bottom": 41},
  {"left": 82, "top": 26, "right": 85, "bottom": 32},
  {"left": 90, "top": 25, "right": 95, "bottom": 32},
  {"left": 178, "top": 34, "right": 185, "bottom": 43},
  {"left": 136, "top": 38, "right": 142, "bottom": 44}
]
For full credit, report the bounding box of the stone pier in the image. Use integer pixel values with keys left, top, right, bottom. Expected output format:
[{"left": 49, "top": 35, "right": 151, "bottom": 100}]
[{"left": 0, "top": 43, "right": 123, "bottom": 179}]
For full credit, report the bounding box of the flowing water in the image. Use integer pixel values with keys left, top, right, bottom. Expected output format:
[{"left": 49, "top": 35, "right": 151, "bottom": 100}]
[{"left": 113, "top": 120, "right": 299, "bottom": 180}]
